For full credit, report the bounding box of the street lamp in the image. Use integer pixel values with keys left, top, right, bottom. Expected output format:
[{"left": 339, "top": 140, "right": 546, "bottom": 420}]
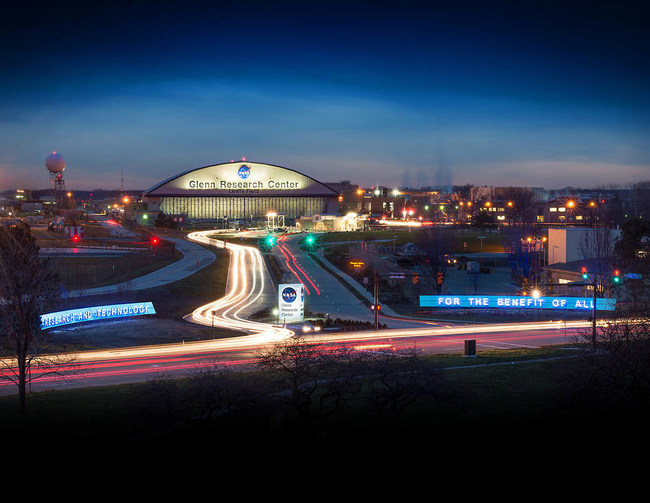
[{"left": 477, "top": 235, "right": 486, "bottom": 268}]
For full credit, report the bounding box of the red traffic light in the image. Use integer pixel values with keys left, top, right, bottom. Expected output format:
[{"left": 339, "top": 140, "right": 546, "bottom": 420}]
[
  {"left": 72, "top": 235, "right": 80, "bottom": 242},
  {"left": 151, "top": 236, "right": 160, "bottom": 245}
]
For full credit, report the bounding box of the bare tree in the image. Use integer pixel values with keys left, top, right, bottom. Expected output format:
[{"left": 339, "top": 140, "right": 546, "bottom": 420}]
[
  {"left": 579, "top": 227, "right": 616, "bottom": 296},
  {"left": 0, "top": 223, "right": 63, "bottom": 412},
  {"left": 560, "top": 310, "right": 650, "bottom": 415},
  {"left": 504, "top": 225, "right": 540, "bottom": 287},
  {"left": 415, "top": 226, "right": 453, "bottom": 294},
  {"left": 128, "top": 365, "right": 268, "bottom": 436},
  {"left": 495, "top": 187, "right": 535, "bottom": 226},
  {"left": 366, "top": 346, "right": 447, "bottom": 428},
  {"left": 255, "top": 336, "right": 364, "bottom": 430},
  {"left": 183, "top": 364, "right": 268, "bottom": 427}
]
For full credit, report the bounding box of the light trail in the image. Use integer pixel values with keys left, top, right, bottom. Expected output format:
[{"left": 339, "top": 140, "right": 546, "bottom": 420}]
[
  {"left": 276, "top": 241, "right": 311, "bottom": 295},
  {"left": 295, "top": 319, "right": 593, "bottom": 347},
  {"left": 184, "top": 230, "right": 294, "bottom": 346},
  {"left": 0, "top": 317, "right": 593, "bottom": 393},
  {"left": 275, "top": 235, "right": 321, "bottom": 295},
  {"left": 66, "top": 318, "right": 592, "bottom": 364},
  {"left": 0, "top": 227, "right": 604, "bottom": 393}
]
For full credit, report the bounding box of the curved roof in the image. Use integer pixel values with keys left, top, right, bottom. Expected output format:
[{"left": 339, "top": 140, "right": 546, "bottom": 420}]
[{"left": 144, "top": 161, "right": 339, "bottom": 197}]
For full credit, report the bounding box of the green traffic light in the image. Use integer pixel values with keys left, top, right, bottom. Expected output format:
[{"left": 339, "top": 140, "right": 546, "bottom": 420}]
[{"left": 306, "top": 235, "right": 314, "bottom": 244}]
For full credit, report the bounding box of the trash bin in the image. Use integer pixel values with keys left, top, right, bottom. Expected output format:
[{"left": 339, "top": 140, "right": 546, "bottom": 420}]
[{"left": 464, "top": 339, "right": 476, "bottom": 356}]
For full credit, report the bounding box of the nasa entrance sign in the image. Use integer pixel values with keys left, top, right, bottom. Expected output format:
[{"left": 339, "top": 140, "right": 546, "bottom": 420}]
[
  {"left": 420, "top": 295, "right": 616, "bottom": 311},
  {"left": 278, "top": 283, "right": 304, "bottom": 322}
]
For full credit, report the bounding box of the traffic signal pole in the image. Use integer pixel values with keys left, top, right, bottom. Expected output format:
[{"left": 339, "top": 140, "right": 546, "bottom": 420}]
[
  {"left": 592, "top": 275, "right": 597, "bottom": 350},
  {"left": 374, "top": 270, "right": 379, "bottom": 331}
]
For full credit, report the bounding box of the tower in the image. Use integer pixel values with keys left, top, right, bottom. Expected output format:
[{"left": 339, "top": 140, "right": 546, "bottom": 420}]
[{"left": 45, "top": 152, "right": 66, "bottom": 205}]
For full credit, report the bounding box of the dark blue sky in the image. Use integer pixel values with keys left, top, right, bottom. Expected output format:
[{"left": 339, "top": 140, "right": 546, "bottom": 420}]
[{"left": 1, "top": 0, "right": 648, "bottom": 191}]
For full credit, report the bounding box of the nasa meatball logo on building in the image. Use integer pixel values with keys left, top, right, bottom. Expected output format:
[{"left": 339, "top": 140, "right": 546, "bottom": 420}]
[
  {"left": 144, "top": 161, "right": 340, "bottom": 219},
  {"left": 278, "top": 283, "right": 304, "bottom": 322},
  {"left": 237, "top": 165, "right": 251, "bottom": 179}
]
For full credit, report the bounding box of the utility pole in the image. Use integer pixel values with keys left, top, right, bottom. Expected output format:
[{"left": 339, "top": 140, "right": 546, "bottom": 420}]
[
  {"left": 374, "top": 269, "right": 379, "bottom": 330},
  {"left": 592, "top": 275, "right": 597, "bottom": 350}
]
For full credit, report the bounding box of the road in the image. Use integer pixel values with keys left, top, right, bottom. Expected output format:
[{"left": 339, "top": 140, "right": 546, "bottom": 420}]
[
  {"left": 0, "top": 228, "right": 593, "bottom": 395},
  {"left": 0, "top": 319, "right": 590, "bottom": 394},
  {"left": 185, "top": 230, "right": 292, "bottom": 342},
  {"left": 273, "top": 232, "right": 450, "bottom": 329}
]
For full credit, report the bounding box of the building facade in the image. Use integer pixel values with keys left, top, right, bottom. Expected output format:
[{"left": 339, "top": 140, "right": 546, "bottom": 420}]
[{"left": 143, "top": 161, "right": 340, "bottom": 223}]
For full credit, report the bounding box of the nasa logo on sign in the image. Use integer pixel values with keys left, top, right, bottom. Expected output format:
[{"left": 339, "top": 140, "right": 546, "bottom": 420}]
[
  {"left": 238, "top": 165, "right": 251, "bottom": 179},
  {"left": 281, "top": 287, "right": 297, "bottom": 303}
]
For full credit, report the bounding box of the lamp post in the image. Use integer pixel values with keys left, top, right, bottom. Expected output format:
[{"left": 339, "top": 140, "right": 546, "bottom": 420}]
[{"left": 477, "top": 235, "right": 486, "bottom": 268}]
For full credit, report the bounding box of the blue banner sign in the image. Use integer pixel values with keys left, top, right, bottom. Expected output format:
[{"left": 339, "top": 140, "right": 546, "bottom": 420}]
[
  {"left": 420, "top": 295, "right": 616, "bottom": 311},
  {"left": 41, "top": 302, "right": 156, "bottom": 329}
]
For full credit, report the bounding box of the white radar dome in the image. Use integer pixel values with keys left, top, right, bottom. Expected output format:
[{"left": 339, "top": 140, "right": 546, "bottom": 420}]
[{"left": 45, "top": 152, "right": 66, "bottom": 173}]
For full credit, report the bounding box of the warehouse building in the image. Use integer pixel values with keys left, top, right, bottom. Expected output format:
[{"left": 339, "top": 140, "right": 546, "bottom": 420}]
[{"left": 143, "top": 161, "right": 340, "bottom": 224}]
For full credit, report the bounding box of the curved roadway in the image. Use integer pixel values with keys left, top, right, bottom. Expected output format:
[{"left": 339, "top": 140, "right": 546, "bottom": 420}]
[{"left": 185, "top": 230, "right": 294, "bottom": 344}]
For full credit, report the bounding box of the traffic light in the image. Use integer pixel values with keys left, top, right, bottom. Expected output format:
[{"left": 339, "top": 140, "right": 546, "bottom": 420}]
[
  {"left": 71, "top": 234, "right": 80, "bottom": 244},
  {"left": 260, "top": 234, "right": 276, "bottom": 251},
  {"left": 581, "top": 266, "right": 588, "bottom": 280},
  {"left": 612, "top": 269, "right": 621, "bottom": 285},
  {"left": 436, "top": 271, "right": 443, "bottom": 285},
  {"left": 150, "top": 236, "right": 160, "bottom": 246},
  {"left": 301, "top": 233, "right": 318, "bottom": 250}
]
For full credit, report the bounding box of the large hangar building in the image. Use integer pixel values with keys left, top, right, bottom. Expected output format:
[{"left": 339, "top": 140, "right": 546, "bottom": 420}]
[{"left": 143, "top": 161, "right": 340, "bottom": 224}]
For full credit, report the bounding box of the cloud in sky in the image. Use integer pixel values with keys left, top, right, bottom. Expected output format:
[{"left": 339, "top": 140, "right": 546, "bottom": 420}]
[{"left": 0, "top": 0, "right": 648, "bottom": 191}]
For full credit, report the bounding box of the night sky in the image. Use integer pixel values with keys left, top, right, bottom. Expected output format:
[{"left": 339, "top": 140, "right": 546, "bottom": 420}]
[{"left": 1, "top": 0, "right": 648, "bottom": 191}]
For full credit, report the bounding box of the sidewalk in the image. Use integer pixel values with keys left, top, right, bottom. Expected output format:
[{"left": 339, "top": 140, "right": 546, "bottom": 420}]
[
  {"left": 313, "top": 253, "right": 402, "bottom": 317},
  {"left": 62, "top": 238, "right": 215, "bottom": 298}
]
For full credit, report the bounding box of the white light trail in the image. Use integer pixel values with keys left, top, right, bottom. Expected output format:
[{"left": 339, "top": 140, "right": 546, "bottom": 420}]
[{"left": 185, "top": 230, "right": 293, "bottom": 345}]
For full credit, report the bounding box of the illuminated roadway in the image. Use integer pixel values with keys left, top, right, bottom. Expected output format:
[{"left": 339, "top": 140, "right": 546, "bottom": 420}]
[
  {"left": 0, "top": 319, "right": 591, "bottom": 395},
  {"left": 184, "top": 230, "right": 293, "bottom": 344},
  {"left": 0, "top": 228, "right": 595, "bottom": 395},
  {"left": 273, "top": 232, "right": 446, "bottom": 329}
]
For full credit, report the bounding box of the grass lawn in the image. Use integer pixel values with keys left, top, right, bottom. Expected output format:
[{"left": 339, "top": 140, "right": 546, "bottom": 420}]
[
  {"left": 59, "top": 245, "right": 231, "bottom": 320},
  {"left": 0, "top": 345, "right": 623, "bottom": 448},
  {"left": 318, "top": 228, "right": 508, "bottom": 254}
]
